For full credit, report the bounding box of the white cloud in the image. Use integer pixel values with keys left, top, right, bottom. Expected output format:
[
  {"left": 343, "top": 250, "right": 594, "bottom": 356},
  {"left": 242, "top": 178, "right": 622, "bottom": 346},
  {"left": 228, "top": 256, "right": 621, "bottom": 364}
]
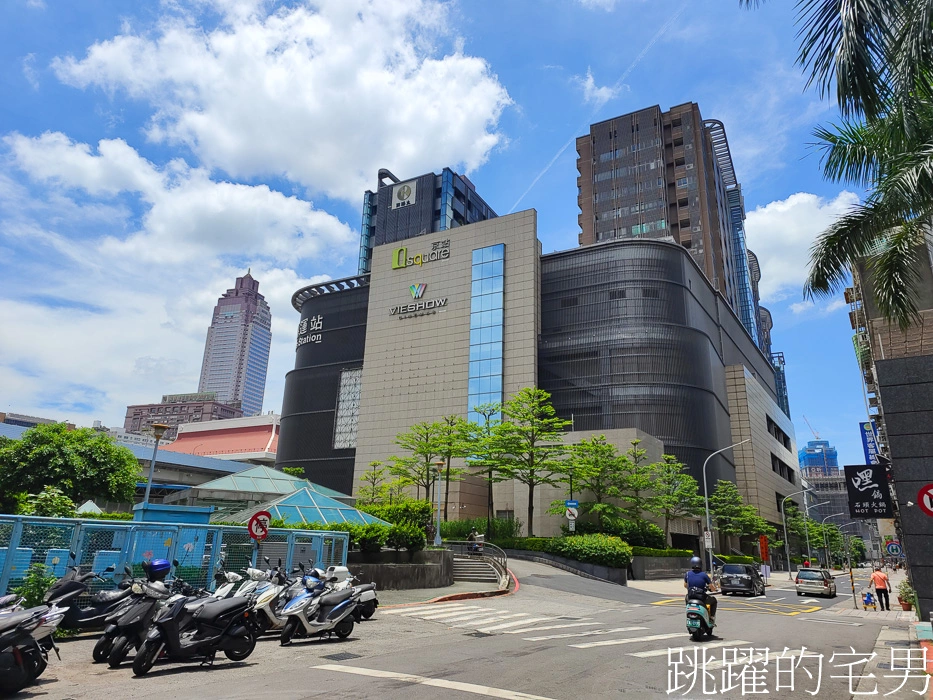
[
  {"left": 746, "top": 190, "right": 860, "bottom": 303},
  {"left": 25, "top": 0, "right": 46, "bottom": 8},
  {"left": 576, "top": 68, "right": 622, "bottom": 108},
  {"left": 22, "top": 54, "right": 38, "bottom": 90},
  {"left": 577, "top": 0, "right": 620, "bottom": 9},
  {"left": 51, "top": 0, "right": 512, "bottom": 202},
  {"left": 6, "top": 131, "right": 355, "bottom": 265},
  {"left": 788, "top": 298, "right": 847, "bottom": 316}
]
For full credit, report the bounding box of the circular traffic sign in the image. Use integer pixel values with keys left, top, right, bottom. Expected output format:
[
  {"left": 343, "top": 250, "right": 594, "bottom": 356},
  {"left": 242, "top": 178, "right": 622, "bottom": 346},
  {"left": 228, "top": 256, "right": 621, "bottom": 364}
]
[
  {"left": 565, "top": 507, "right": 578, "bottom": 520},
  {"left": 918, "top": 484, "right": 933, "bottom": 517},
  {"left": 886, "top": 542, "right": 902, "bottom": 556},
  {"left": 248, "top": 510, "right": 272, "bottom": 541}
]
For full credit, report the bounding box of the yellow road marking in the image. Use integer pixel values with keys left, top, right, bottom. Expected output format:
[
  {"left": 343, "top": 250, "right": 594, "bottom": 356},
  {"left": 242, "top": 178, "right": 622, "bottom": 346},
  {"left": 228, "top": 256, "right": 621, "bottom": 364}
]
[{"left": 652, "top": 598, "right": 822, "bottom": 617}]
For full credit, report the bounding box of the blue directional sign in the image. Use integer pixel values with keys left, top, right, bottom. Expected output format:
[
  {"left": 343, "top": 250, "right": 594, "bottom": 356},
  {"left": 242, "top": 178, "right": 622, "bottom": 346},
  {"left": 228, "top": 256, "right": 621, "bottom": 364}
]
[{"left": 565, "top": 500, "right": 579, "bottom": 508}]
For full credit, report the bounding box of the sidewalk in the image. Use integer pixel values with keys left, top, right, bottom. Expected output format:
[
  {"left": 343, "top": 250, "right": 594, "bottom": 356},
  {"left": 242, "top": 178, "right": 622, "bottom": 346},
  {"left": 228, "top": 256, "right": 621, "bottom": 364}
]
[{"left": 380, "top": 579, "right": 507, "bottom": 607}]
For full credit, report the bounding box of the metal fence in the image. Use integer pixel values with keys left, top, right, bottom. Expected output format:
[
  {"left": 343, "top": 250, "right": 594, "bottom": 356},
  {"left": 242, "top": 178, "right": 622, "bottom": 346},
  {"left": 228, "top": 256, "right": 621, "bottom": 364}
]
[{"left": 0, "top": 515, "right": 348, "bottom": 597}]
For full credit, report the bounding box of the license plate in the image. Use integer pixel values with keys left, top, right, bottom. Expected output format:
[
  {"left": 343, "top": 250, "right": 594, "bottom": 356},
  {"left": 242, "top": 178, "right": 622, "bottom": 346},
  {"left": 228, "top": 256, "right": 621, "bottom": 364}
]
[{"left": 687, "top": 619, "right": 701, "bottom": 628}]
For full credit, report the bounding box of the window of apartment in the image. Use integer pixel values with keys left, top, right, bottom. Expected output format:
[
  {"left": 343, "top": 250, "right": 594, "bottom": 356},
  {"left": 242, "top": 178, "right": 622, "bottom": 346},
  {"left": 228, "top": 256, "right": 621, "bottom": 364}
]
[
  {"left": 677, "top": 198, "right": 688, "bottom": 207},
  {"left": 679, "top": 219, "right": 690, "bottom": 230},
  {"left": 673, "top": 137, "right": 684, "bottom": 147},
  {"left": 674, "top": 157, "right": 685, "bottom": 167},
  {"left": 676, "top": 177, "right": 689, "bottom": 188},
  {"left": 672, "top": 118, "right": 682, "bottom": 127},
  {"left": 642, "top": 288, "right": 660, "bottom": 298},
  {"left": 771, "top": 453, "right": 796, "bottom": 485},
  {"left": 609, "top": 289, "right": 626, "bottom": 299},
  {"left": 766, "top": 416, "right": 792, "bottom": 450}
]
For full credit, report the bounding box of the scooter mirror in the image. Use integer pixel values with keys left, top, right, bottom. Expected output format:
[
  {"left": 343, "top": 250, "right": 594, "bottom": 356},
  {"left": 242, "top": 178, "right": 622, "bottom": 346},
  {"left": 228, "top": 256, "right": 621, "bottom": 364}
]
[
  {"left": 172, "top": 559, "right": 180, "bottom": 567},
  {"left": 105, "top": 564, "right": 115, "bottom": 573},
  {"left": 264, "top": 556, "right": 271, "bottom": 565},
  {"left": 299, "top": 562, "right": 306, "bottom": 571},
  {"left": 278, "top": 558, "right": 282, "bottom": 567},
  {"left": 69, "top": 551, "right": 77, "bottom": 561},
  {"left": 124, "top": 565, "right": 133, "bottom": 576}
]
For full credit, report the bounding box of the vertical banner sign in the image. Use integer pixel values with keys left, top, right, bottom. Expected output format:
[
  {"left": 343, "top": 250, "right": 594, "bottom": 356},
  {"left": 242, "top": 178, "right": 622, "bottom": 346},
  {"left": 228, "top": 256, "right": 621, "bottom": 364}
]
[
  {"left": 759, "top": 535, "right": 769, "bottom": 562},
  {"left": 844, "top": 464, "right": 893, "bottom": 518},
  {"left": 859, "top": 421, "right": 881, "bottom": 465}
]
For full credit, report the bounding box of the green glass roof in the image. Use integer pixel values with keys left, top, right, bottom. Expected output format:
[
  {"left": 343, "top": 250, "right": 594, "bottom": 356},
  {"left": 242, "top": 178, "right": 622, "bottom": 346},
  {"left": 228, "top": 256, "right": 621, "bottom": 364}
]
[
  {"left": 220, "top": 488, "right": 387, "bottom": 527},
  {"left": 194, "top": 465, "right": 351, "bottom": 499}
]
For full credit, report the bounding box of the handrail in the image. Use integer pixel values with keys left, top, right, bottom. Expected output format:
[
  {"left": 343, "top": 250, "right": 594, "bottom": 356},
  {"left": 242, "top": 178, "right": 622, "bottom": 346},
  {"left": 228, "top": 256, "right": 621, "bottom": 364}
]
[{"left": 443, "top": 540, "right": 509, "bottom": 588}]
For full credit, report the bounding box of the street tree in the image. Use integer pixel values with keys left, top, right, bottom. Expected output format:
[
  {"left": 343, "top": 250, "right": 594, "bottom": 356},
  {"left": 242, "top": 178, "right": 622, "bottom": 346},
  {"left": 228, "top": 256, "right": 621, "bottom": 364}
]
[
  {"left": 645, "top": 455, "right": 704, "bottom": 546},
  {"left": 0, "top": 424, "right": 139, "bottom": 508},
  {"left": 708, "top": 480, "right": 774, "bottom": 542},
  {"left": 617, "top": 440, "right": 654, "bottom": 523},
  {"left": 389, "top": 421, "right": 444, "bottom": 501},
  {"left": 468, "top": 402, "right": 503, "bottom": 539},
  {"left": 437, "top": 415, "right": 470, "bottom": 521},
  {"left": 490, "top": 388, "right": 570, "bottom": 537},
  {"left": 357, "top": 461, "right": 389, "bottom": 506},
  {"left": 555, "top": 435, "right": 625, "bottom": 530}
]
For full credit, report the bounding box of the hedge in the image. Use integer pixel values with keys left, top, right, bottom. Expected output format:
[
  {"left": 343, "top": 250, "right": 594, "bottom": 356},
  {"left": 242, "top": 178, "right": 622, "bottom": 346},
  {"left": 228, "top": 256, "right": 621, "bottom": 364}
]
[
  {"left": 631, "top": 547, "right": 693, "bottom": 558},
  {"left": 265, "top": 520, "right": 425, "bottom": 553},
  {"left": 88, "top": 512, "right": 134, "bottom": 521},
  {"left": 496, "top": 534, "right": 633, "bottom": 568},
  {"left": 559, "top": 518, "right": 665, "bottom": 549},
  {"left": 359, "top": 501, "right": 432, "bottom": 527},
  {"left": 716, "top": 554, "right": 756, "bottom": 564},
  {"left": 441, "top": 517, "right": 523, "bottom": 540}
]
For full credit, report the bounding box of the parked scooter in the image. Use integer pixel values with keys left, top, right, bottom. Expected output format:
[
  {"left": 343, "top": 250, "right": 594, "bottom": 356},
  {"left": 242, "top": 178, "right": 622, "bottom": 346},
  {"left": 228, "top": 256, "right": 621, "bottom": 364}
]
[
  {"left": 43, "top": 552, "right": 132, "bottom": 630},
  {"left": 132, "top": 591, "right": 258, "bottom": 676},
  {"left": 685, "top": 586, "right": 716, "bottom": 641},
  {"left": 0, "top": 604, "right": 68, "bottom": 695},
  {"left": 253, "top": 558, "right": 293, "bottom": 634},
  {"left": 279, "top": 566, "right": 357, "bottom": 645},
  {"left": 95, "top": 559, "right": 173, "bottom": 668}
]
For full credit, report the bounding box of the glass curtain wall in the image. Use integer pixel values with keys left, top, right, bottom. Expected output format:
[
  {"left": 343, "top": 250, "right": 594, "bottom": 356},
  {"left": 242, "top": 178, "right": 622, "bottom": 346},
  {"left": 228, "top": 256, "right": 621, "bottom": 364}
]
[{"left": 468, "top": 244, "right": 505, "bottom": 422}]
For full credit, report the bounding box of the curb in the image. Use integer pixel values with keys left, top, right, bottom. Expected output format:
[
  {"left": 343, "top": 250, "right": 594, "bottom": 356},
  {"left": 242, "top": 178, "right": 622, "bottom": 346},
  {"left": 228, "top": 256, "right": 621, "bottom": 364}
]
[{"left": 383, "top": 568, "right": 519, "bottom": 609}]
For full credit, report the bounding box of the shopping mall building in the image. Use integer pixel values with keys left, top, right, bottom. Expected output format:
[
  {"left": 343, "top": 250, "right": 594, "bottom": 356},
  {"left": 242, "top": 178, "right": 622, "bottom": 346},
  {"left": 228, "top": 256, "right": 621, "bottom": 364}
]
[{"left": 277, "top": 105, "right": 800, "bottom": 544}]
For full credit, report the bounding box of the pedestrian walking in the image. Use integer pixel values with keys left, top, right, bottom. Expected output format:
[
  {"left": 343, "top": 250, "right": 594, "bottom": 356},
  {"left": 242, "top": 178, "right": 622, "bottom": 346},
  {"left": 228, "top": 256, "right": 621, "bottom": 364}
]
[{"left": 871, "top": 566, "right": 890, "bottom": 611}]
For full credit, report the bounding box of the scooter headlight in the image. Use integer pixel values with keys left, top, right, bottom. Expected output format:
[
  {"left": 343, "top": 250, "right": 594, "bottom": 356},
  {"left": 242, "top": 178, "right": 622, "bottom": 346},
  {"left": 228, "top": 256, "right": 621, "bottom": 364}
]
[{"left": 132, "top": 583, "right": 143, "bottom": 595}]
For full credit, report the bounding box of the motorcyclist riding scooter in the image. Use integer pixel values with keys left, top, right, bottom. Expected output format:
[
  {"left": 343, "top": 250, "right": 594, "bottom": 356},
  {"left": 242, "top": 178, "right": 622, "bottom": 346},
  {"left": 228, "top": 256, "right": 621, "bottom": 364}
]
[{"left": 684, "top": 556, "right": 718, "bottom": 640}]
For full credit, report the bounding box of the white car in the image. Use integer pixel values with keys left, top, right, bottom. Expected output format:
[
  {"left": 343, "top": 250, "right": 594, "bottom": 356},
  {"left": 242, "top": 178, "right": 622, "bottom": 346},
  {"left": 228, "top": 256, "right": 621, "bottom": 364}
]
[{"left": 795, "top": 568, "right": 837, "bottom": 598}]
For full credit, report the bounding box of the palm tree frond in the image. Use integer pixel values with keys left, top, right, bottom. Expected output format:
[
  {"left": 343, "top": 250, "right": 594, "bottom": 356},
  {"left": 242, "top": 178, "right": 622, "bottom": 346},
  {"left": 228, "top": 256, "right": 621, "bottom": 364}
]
[
  {"left": 891, "top": 0, "right": 933, "bottom": 120},
  {"left": 812, "top": 120, "right": 884, "bottom": 186},
  {"left": 866, "top": 220, "right": 926, "bottom": 329}
]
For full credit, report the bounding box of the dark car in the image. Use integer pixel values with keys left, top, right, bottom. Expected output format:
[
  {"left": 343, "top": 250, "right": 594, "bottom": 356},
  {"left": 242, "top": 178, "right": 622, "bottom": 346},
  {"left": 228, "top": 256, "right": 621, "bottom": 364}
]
[{"left": 719, "top": 564, "right": 765, "bottom": 596}]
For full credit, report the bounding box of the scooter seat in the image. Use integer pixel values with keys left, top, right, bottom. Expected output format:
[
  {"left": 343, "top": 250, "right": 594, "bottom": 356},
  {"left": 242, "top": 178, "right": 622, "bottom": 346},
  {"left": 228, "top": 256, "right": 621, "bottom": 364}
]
[
  {"left": 319, "top": 589, "right": 353, "bottom": 607},
  {"left": 194, "top": 596, "right": 250, "bottom": 623},
  {"left": 0, "top": 595, "right": 19, "bottom": 609},
  {"left": 353, "top": 583, "right": 376, "bottom": 593},
  {"left": 90, "top": 588, "right": 132, "bottom": 604},
  {"left": 0, "top": 607, "right": 44, "bottom": 634}
]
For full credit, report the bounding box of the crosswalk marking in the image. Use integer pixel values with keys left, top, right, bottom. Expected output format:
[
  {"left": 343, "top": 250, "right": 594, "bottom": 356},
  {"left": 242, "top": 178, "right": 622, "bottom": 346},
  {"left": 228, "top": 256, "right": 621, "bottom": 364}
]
[
  {"left": 477, "top": 617, "right": 551, "bottom": 632},
  {"left": 570, "top": 632, "right": 683, "bottom": 649},
  {"left": 628, "top": 640, "right": 751, "bottom": 658},
  {"left": 452, "top": 613, "right": 528, "bottom": 627},
  {"left": 417, "top": 607, "right": 488, "bottom": 620},
  {"left": 439, "top": 610, "right": 505, "bottom": 623},
  {"left": 504, "top": 621, "right": 596, "bottom": 635},
  {"left": 383, "top": 603, "right": 469, "bottom": 615},
  {"left": 524, "top": 626, "right": 648, "bottom": 642}
]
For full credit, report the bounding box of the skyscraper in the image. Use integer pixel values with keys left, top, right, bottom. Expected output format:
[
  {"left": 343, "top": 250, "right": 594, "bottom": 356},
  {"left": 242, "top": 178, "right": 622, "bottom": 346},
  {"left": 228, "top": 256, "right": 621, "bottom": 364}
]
[{"left": 198, "top": 272, "right": 272, "bottom": 417}]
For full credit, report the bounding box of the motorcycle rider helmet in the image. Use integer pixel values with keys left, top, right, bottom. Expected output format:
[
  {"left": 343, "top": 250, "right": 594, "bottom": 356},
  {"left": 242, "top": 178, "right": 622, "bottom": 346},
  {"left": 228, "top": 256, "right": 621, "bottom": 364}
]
[{"left": 689, "top": 556, "right": 703, "bottom": 572}]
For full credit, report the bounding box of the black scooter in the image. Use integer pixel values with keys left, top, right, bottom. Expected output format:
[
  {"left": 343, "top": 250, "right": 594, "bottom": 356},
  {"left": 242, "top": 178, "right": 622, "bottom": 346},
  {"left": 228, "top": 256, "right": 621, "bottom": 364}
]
[
  {"left": 0, "top": 606, "right": 59, "bottom": 695},
  {"left": 132, "top": 593, "right": 258, "bottom": 676},
  {"left": 95, "top": 563, "right": 173, "bottom": 668},
  {"left": 44, "top": 552, "right": 132, "bottom": 632}
]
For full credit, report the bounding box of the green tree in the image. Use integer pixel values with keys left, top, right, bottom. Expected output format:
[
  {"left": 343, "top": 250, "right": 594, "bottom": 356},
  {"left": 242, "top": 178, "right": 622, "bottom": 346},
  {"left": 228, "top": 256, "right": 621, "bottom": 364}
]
[
  {"left": 741, "top": 0, "right": 933, "bottom": 327},
  {"left": 554, "top": 435, "right": 626, "bottom": 530},
  {"left": 708, "top": 480, "right": 773, "bottom": 542},
  {"left": 0, "top": 424, "right": 140, "bottom": 507},
  {"left": 281, "top": 466, "right": 305, "bottom": 478},
  {"left": 617, "top": 440, "right": 653, "bottom": 522},
  {"left": 23, "top": 486, "right": 77, "bottom": 518},
  {"left": 357, "top": 461, "right": 388, "bottom": 506},
  {"left": 468, "top": 402, "right": 503, "bottom": 539},
  {"left": 437, "top": 415, "right": 470, "bottom": 521},
  {"left": 645, "top": 455, "right": 704, "bottom": 546},
  {"left": 389, "top": 421, "right": 444, "bottom": 501},
  {"left": 489, "top": 388, "right": 570, "bottom": 537}
]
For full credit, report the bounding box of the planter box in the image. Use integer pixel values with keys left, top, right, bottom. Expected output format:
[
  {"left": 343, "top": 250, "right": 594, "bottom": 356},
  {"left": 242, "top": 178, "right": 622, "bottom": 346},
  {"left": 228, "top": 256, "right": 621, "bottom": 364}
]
[
  {"left": 346, "top": 549, "right": 454, "bottom": 590},
  {"left": 631, "top": 556, "right": 694, "bottom": 581},
  {"left": 503, "top": 549, "right": 627, "bottom": 586}
]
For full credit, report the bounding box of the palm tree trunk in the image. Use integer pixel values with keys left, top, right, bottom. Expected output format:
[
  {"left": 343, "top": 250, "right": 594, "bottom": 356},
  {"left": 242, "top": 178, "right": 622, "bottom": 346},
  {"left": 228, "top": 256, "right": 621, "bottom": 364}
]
[{"left": 527, "top": 482, "right": 535, "bottom": 538}]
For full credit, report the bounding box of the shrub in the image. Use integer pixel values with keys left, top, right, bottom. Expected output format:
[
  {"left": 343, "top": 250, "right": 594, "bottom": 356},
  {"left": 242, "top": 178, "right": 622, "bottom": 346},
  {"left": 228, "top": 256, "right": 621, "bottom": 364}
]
[
  {"left": 559, "top": 518, "right": 665, "bottom": 549},
  {"left": 548, "top": 534, "right": 633, "bottom": 569},
  {"left": 23, "top": 486, "right": 76, "bottom": 518},
  {"left": 715, "top": 554, "right": 756, "bottom": 564},
  {"left": 360, "top": 500, "right": 432, "bottom": 528},
  {"left": 356, "top": 523, "right": 390, "bottom": 553},
  {"left": 442, "top": 517, "right": 524, "bottom": 540},
  {"left": 495, "top": 537, "right": 551, "bottom": 552},
  {"left": 631, "top": 547, "right": 693, "bottom": 558},
  {"left": 13, "top": 563, "right": 57, "bottom": 608},
  {"left": 92, "top": 511, "right": 134, "bottom": 521},
  {"left": 387, "top": 523, "right": 427, "bottom": 552},
  {"left": 897, "top": 579, "right": 916, "bottom": 603}
]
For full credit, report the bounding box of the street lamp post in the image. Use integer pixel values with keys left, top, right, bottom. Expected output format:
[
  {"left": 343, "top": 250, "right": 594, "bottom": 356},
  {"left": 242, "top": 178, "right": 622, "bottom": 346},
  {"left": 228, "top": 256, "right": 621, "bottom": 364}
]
[
  {"left": 434, "top": 461, "right": 444, "bottom": 547},
  {"left": 820, "top": 512, "right": 846, "bottom": 568},
  {"left": 839, "top": 523, "right": 859, "bottom": 609},
  {"left": 803, "top": 499, "right": 830, "bottom": 564},
  {"left": 781, "top": 488, "right": 810, "bottom": 580},
  {"left": 702, "top": 439, "right": 750, "bottom": 568},
  {"left": 142, "top": 424, "right": 170, "bottom": 508}
]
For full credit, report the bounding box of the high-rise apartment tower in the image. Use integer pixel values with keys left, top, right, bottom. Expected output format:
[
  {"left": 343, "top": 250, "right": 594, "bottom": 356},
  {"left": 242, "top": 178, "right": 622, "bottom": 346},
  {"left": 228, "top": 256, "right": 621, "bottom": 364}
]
[{"left": 198, "top": 272, "right": 272, "bottom": 416}]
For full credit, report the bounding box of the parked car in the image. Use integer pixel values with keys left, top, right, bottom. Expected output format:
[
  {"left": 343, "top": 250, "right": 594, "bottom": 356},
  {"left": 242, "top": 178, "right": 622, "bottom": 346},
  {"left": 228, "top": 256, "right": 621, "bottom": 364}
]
[
  {"left": 719, "top": 564, "right": 765, "bottom": 596},
  {"left": 795, "top": 568, "right": 837, "bottom": 598}
]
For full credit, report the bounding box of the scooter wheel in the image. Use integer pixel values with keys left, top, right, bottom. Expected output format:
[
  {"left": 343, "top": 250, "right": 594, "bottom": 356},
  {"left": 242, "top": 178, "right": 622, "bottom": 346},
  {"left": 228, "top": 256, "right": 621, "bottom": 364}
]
[
  {"left": 22, "top": 644, "right": 48, "bottom": 679},
  {"left": 334, "top": 618, "right": 353, "bottom": 639},
  {"left": 280, "top": 617, "right": 298, "bottom": 646},
  {"left": 92, "top": 635, "right": 114, "bottom": 663},
  {"left": 690, "top": 631, "right": 703, "bottom": 642},
  {"left": 223, "top": 631, "right": 256, "bottom": 662},
  {"left": 132, "top": 641, "right": 161, "bottom": 677},
  {"left": 108, "top": 635, "right": 131, "bottom": 668},
  {"left": 362, "top": 601, "right": 376, "bottom": 620}
]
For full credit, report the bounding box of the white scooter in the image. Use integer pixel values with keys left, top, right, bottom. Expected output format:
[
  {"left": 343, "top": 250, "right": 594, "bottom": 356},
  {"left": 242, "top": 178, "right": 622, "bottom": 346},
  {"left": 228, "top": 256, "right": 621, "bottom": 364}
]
[{"left": 279, "top": 566, "right": 357, "bottom": 645}]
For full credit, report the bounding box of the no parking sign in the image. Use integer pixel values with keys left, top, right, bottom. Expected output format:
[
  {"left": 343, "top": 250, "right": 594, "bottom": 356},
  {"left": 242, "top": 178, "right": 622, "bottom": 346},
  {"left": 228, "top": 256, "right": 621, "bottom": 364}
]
[{"left": 248, "top": 510, "right": 271, "bottom": 541}]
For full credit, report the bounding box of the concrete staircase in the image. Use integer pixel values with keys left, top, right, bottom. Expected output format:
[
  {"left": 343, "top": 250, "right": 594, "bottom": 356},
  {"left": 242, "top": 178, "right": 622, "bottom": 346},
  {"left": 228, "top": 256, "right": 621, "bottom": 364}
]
[{"left": 453, "top": 556, "right": 500, "bottom": 583}]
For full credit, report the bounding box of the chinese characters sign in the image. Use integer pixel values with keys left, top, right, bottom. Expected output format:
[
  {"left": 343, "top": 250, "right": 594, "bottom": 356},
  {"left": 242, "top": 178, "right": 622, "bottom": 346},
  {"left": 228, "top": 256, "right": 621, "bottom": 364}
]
[
  {"left": 860, "top": 421, "right": 881, "bottom": 465},
  {"left": 392, "top": 180, "right": 417, "bottom": 209},
  {"left": 296, "top": 314, "right": 323, "bottom": 348},
  {"left": 844, "top": 464, "right": 893, "bottom": 518}
]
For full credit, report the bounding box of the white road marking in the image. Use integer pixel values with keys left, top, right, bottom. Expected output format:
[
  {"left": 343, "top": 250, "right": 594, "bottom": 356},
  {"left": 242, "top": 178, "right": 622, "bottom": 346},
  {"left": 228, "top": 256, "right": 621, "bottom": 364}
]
[
  {"left": 452, "top": 613, "right": 528, "bottom": 627},
  {"left": 417, "top": 607, "right": 489, "bottom": 620},
  {"left": 771, "top": 597, "right": 785, "bottom": 601},
  {"left": 503, "top": 621, "right": 596, "bottom": 635},
  {"left": 570, "top": 632, "right": 683, "bottom": 649},
  {"left": 800, "top": 618, "right": 862, "bottom": 626},
  {"left": 313, "top": 664, "right": 557, "bottom": 700},
  {"left": 525, "top": 626, "right": 648, "bottom": 641},
  {"left": 478, "top": 617, "right": 550, "bottom": 632},
  {"left": 383, "top": 603, "right": 469, "bottom": 615},
  {"left": 629, "top": 639, "right": 751, "bottom": 658},
  {"left": 440, "top": 610, "right": 505, "bottom": 622}
]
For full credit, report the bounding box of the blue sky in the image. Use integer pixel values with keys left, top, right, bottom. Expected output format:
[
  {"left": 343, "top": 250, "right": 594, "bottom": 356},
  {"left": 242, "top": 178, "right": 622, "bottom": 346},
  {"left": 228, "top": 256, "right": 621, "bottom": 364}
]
[{"left": 0, "top": 0, "right": 870, "bottom": 466}]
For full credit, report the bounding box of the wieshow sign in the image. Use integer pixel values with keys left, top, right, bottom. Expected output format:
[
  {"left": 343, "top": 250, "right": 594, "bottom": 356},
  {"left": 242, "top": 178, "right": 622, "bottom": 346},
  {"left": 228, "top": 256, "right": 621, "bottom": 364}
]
[
  {"left": 391, "top": 239, "right": 450, "bottom": 269},
  {"left": 390, "top": 282, "right": 447, "bottom": 318}
]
